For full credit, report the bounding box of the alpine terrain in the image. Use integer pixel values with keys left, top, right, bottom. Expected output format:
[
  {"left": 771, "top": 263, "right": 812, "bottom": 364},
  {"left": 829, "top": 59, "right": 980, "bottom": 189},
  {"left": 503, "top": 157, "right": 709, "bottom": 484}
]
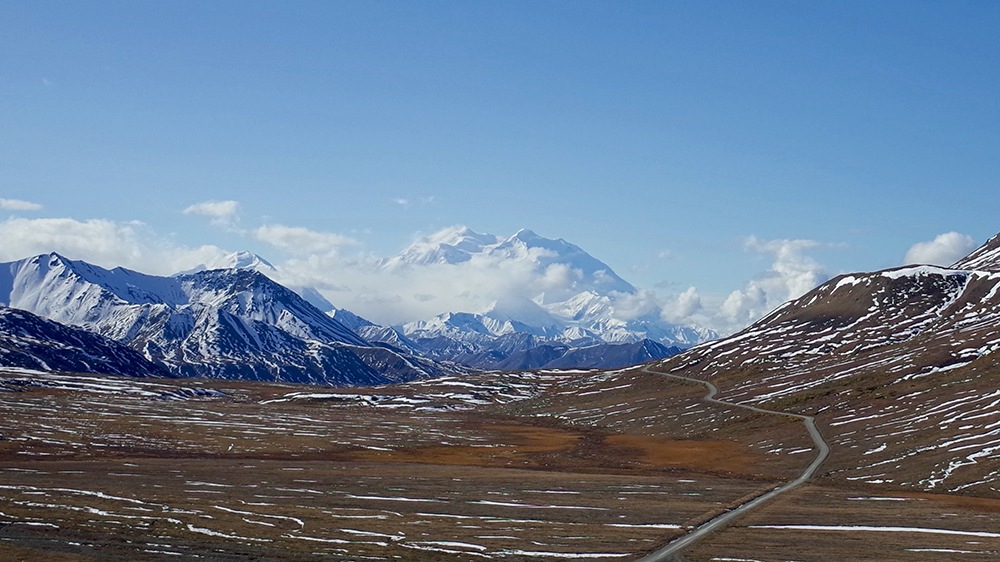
[
  {"left": 369, "top": 227, "right": 716, "bottom": 369},
  {"left": 0, "top": 236, "right": 998, "bottom": 561},
  {"left": 0, "top": 253, "right": 448, "bottom": 385},
  {"left": 183, "top": 228, "right": 717, "bottom": 370}
]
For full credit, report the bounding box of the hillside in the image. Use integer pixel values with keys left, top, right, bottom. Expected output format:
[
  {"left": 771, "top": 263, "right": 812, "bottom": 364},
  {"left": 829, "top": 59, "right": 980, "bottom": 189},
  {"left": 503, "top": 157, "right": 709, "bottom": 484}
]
[{"left": 655, "top": 237, "right": 1000, "bottom": 496}]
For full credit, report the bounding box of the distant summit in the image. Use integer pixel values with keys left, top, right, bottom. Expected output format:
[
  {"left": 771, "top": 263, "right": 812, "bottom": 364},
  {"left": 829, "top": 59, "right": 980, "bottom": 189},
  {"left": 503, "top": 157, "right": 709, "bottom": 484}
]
[
  {"left": 382, "top": 226, "right": 635, "bottom": 295},
  {"left": 387, "top": 226, "right": 501, "bottom": 266},
  {"left": 176, "top": 251, "right": 277, "bottom": 276},
  {"left": 364, "top": 226, "right": 716, "bottom": 369}
]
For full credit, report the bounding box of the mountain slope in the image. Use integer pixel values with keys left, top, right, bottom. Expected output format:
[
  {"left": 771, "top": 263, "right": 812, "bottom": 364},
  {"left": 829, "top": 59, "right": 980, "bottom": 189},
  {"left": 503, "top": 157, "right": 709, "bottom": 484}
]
[
  {"left": 656, "top": 236, "right": 1000, "bottom": 495},
  {"left": 0, "top": 254, "right": 446, "bottom": 385},
  {"left": 952, "top": 232, "right": 1000, "bottom": 270},
  {"left": 0, "top": 305, "right": 169, "bottom": 377}
]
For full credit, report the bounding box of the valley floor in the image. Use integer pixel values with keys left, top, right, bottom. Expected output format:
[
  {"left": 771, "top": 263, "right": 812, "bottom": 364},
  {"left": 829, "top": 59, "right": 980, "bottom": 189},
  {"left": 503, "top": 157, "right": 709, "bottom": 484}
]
[{"left": 0, "top": 368, "right": 996, "bottom": 561}]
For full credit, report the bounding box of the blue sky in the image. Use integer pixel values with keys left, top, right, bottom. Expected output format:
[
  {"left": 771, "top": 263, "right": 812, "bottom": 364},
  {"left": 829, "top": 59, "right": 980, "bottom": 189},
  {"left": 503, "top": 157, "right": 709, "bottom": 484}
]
[{"left": 2, "top": 1, "right": 999, "bottom": 331}]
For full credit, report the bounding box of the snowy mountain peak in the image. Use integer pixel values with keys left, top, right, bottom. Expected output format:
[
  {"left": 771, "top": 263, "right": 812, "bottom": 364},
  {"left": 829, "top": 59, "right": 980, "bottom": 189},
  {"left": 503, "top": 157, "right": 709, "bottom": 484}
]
[
  {"left": 227, "top": 251, "right": 275, "bottom": 271},
  {"left": 495, "top": 230, "right": 634, "bottom": 295},
  {"left": 177, "top": 251, "right": 277, "bottom": 276},
  {"left": 1, "top": 254, "right": 450, "bottom": 385},
  {"left": 373, "top": 226, "right": 716, "bottom": 357},
  {"left": 385, "top": 226, "right": 635, "bottom": 296},
  {"left": 510, "top": 228, "right": 541, "bottom": 241},
  {"left": 427, "top": 225, "right": 495, "bottom": 246},
  {"left": 482, "top": 296, "right": 563, "bottom": 334},
  {"left": 388, "top": 226, "right": 500, "bottom": 266}
]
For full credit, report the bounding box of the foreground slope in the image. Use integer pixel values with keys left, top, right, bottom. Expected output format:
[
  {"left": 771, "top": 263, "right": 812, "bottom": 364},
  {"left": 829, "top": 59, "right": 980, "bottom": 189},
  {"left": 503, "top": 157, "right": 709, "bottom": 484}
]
[
  {"left": 657, "top": 235, "right": 1000, "bottom": 495},
  {"left": 0, "top": 367, "right": 799, "bottom": 561},
  {"left": 3, "top": 361, "right": 995, "bottom": 562}
]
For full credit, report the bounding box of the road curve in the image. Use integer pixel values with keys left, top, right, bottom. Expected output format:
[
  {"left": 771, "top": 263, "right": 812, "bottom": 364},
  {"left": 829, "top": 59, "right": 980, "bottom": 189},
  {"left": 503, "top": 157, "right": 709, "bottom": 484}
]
[{"left": 635, "top": 365, "right": 830, "bottom": 562}]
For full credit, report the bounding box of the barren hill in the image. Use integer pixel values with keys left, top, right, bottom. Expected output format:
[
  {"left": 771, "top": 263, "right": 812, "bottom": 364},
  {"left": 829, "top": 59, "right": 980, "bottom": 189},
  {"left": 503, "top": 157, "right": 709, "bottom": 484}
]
[{"left": 656, "top": 235, "right": 1000, "bottom": 496}]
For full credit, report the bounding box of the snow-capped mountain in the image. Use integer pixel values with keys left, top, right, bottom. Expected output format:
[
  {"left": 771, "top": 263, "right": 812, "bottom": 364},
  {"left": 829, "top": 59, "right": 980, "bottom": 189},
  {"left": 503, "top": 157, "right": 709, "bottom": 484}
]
[
  {"left": 0, "top": 305, "right": 169, "bottom": 378},
  {"left": 388, "top": 227, "right": 712, "bottom": 343},
  {"left": 177, "top": 250, "right": 278, "bottom": 276},
  {"left": 0, "top": 253, "right": 447, "bottom": 385},
  {"left": 656, "top": 233, "right": 1000, "bottom": 495},
  {"left": 180, "top": 250, "right": 350, "bottom": 318},
  {"left": 369, "top": 227, "right": 715, "bottom": 368},
  {"left": 383, "top": 226, "right": 635, "bottom": 295},
  {"left": 169, "top": 231, "right": 715, "bottom": 370}
]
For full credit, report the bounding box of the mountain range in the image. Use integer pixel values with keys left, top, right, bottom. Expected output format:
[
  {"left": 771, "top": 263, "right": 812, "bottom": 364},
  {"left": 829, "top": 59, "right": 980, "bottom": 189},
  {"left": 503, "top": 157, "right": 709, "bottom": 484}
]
[
  {"left": 167, "top": 227, "right": 715, "bottom": 372},
  {"left": 0, "top": 226, "right": 704, "bottom": 382},
  {"left": 0, "top": 253, "right": 448, "bottom": 385},
  {"left": 11, "top": 225, "right": 997, "bottom": 412}
]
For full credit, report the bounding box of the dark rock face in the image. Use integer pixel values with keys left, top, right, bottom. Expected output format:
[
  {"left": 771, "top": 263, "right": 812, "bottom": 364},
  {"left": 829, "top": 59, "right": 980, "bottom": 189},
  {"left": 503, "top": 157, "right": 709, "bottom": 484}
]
[{"left": 0, "top": 306, "right": 169, "bottom": 378}]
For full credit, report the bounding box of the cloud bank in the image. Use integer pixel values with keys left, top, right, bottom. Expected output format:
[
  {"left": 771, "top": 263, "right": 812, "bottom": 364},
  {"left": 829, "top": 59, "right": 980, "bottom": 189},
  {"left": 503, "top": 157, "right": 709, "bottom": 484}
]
[
  {"left": 0, "top": 198, "right": 43, "bottom": 211},
  {"left": 0, "top": 217, "right": 227, "bottom": 276},
  {"left": 2, "top": 201, "right": 978, "bottom": 336},
  {"left": 254, "top": 224, "right": 358, "bottom": 256},
  {"left": 904, "top": 232, "right": 976, "bottom": 267},
  {"left": 716, "top": 237, "right": 828, "bottom": 330},
  {"left": 182, "top": 200, "right": 240, "bottom": 227}
]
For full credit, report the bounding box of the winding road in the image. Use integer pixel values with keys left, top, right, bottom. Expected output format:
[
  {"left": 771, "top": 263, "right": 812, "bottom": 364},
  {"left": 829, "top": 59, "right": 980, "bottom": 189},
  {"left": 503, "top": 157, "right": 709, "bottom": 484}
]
[{"left": 635, "top": 365, "right": 830, "bottom": 562}]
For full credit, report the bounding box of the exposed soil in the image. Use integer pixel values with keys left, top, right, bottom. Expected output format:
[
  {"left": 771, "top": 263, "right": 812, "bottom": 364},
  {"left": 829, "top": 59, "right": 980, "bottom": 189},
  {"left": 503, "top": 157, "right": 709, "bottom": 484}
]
[
  {"left": 1, "top": 366, "right": 995, "bottom": 561},
  {"left": 0, "top": 369, "right": 782, "bottom": 561}
]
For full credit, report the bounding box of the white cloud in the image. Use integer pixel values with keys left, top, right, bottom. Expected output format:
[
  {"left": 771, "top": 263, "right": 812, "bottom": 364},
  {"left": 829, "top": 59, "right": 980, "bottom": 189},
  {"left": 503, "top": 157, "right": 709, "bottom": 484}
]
[
  {"left": 0, "top": 217, "right": 229, "bottom": 275},
  {"left": 0, "top": 217, "right": 143, "bottom": 265},
  {"left": 254, "top": 224, "right": 358, "bottom": 256},
  {"left": 708, "top": 237, "right": 829, "bottom": 334},
  {"left": 744, "top": 236, "right": 826, "bottom": 298},
  {"left": 662, "top": 286, "right": 703, "bottom": 323},
  {"left": 182, "top": 200, "right": 240, "bottom": 226},
  {"left": 268, "top": 228, "right": 597, "bottom": 325},
  {"left": 608, "top": 289, "right": 661, "bottom": 322},
  {"left": 0, "top": 212, "right": 841, "bottom": 337},
  {"left": 720, "top": 282, "right": 768, "bottom": 326},
  {"left": 274, "top": 254, "right": 533, "bottom": 324},
  {"left": 0, "top": 198, "right": 43, "bottom": 211},
  {"left": 904, "top": 232, "right": 976, "bottom": 267},
  {"left": 391, "top": 196, "right": 436, "bottom": 208}
]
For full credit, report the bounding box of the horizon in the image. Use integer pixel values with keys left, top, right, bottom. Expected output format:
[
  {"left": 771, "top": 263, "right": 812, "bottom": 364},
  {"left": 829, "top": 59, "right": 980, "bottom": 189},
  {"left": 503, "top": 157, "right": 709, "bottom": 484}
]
[{"left": 0, "top": 225, "right": 992, "bottom": 337}]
